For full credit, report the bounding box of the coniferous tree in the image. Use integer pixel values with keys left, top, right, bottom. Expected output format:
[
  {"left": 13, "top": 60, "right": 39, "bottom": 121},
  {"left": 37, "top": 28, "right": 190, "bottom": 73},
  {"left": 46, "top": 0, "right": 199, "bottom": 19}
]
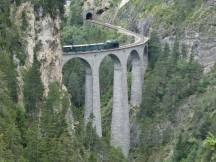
[
  {"left": 148, "top": 31, "right": 161, "bottom": 69},
  {"left": 160, "top": 43, "right": 171, "bottom": 71},
  {"left": 172, "top": 38, "right": 180, "bottom": 64},
  {"left": 24, "top": 54, "right": 44, "bottom": 120},
  {"left": 67, "top": 0, "right": 84, "bottom": 26},
  {"left": 181, "top": 44, "right": 187, "bottom": 59}
]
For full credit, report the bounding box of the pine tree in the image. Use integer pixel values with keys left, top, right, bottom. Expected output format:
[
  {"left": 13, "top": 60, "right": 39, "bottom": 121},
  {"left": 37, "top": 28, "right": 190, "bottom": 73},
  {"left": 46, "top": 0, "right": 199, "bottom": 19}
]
[
  {"left": 160, "top": 43, "right": 170, "bottom": 70},
  {"left": 181, "top": 44, "right": 187, "bottom": 59},
  {"left": 148, "top": 31, "right": 161, "bottom": 69},
  {"left": 24, "top": 54, "right": 44, "bottom": 121},
  {"left": 172, "top": 38, "right": 180, "bottom": 63}
]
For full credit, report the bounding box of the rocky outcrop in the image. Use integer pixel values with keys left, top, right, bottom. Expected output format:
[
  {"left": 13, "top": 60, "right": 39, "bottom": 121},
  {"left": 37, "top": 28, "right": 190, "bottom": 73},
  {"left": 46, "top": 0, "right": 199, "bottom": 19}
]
[
  {"left": 14, "top": 2, "right": 74, "bottom": 134},
  {"left": 15, "top": 2, "right": 36, "bottom": 66},
  {"left": 114, "top": 1, "right": 216, "bottom": 72},
  {"left": 35, "top": 15, "right": 63, "bottom": 95},
  {"left": 15, "top": 2, "right": 62, "bottom": 95},
  {"left": 83, "top": 0, "right": 118, "bottom": 22}
]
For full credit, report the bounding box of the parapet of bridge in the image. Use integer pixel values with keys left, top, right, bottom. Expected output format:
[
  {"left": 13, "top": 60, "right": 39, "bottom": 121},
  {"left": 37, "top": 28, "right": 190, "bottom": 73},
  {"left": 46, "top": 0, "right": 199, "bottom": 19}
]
[{"left": 62, "top": 21, "right": 149, "bottom": 157}]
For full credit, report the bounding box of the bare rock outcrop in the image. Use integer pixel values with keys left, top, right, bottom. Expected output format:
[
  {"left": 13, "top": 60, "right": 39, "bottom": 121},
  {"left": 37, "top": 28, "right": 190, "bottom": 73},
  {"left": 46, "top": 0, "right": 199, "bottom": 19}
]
[{"left": 15, "top": 2, "right": 62, "bottom": 95}]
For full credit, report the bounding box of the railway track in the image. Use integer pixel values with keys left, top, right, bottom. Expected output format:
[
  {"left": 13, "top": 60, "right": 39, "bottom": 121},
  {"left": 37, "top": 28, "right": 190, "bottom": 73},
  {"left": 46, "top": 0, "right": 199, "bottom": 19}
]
[{"left": 63, "top": 20, "right": 148, "bottom": 55}]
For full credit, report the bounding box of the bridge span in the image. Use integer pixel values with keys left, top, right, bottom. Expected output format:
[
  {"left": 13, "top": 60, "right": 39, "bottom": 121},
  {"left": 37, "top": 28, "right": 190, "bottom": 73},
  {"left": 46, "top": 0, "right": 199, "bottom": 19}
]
[{"left": 62, "top": 20, "right": 149, "bottom": 157}]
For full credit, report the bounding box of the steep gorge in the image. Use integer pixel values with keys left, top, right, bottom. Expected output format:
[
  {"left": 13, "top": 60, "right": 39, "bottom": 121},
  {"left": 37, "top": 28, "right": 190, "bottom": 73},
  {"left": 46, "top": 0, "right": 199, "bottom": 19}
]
[{"left": 0, "top": 0, "right": 216, "bottom": 162}]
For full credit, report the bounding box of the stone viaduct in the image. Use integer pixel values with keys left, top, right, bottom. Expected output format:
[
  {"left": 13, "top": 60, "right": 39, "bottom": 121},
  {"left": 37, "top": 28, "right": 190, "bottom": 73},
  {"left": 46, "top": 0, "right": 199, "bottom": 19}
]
[{"left": 62, "top": 20, "right": 149, "bottom": 156}]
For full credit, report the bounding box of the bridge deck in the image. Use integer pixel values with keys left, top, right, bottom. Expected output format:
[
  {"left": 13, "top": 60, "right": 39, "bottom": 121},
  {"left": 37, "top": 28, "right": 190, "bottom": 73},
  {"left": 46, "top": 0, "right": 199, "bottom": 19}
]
[{"left": 63, "top": 20, "right": 149, "bottom": 55}]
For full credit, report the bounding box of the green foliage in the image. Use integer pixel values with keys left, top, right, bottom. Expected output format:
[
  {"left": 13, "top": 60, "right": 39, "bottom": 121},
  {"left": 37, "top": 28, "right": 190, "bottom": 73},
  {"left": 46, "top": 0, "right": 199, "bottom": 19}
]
[
  {"left": 197, "top": 64, "right": 216, "bottom": 93},
  {"left": 0, "top": 2, "right": 28, "bottom": 162},
  {"left": 14, "top": 0, "right": 65, "bottom": 17},
  {"left": 1, "top": 0, "right": 127, "bottom": 161},
  {"left": 62, "top": 56, "right": 114, "bottom": 142},
  {"left": 0, "top": 53, "right": 18, "bottom": 102},
  {"left": 33, "top": 83, "right": 72, "bottom": 162},
  {"left": 141, "top": 34, "right": 202, "bottom": 118},
  {"left": 148, "top": 31, "right": 161, "bottom": 69},
  {"left": 181, "top": 44, "right": 187, "bottom": 59},
  {"left": 204, "top": 133, "right": 216, "bottom": 151},
  {"left": 172, "top": 135, "right": 195, "bottom": 162},
  {"left": 172, "top": 38, "right": 180, "bottom": 63},
  {"left": 61, "top": 0, "right": 132, "bottom": 45},
  {"left": 0, "top": 71, "right": 24, "bottom": 162},
  {"left": 33, "top": 0, "right": 65, "bottom": 17},
  {"left": 63, "top": 59, "right": 85, "bottom": 107},
  {"left": 21, "top": 10, "right": 28, "bottom": 31},
  {"left": 0, "top": 0, "right": 26, "bottom": 65},
  {"left": 2, "top": 1, "right": 212, "bottom": 161},
  {"left": 99, "top": 57, "right": 114, "bottom": 141},
  {"left": 61, "top": 22, "right": 128, "bottom": 45},
  {"left": 66, "top": 0, "right": 84, "bottom": 26},
  {"left": 133, "top": 32, "right": 204, "bottom": 162},
  {"left": 127, "top": 0, "right": 205, "bottom": 37},
  {"left": 24, "top": 54, "right": 44, "bottom": 118}
]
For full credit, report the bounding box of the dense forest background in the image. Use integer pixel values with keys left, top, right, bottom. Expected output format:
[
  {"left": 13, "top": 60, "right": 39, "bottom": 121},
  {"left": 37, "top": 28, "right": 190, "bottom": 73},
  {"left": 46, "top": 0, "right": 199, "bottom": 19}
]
[{"left": 1, "top": 0, "right": 216, "bottom": 162}]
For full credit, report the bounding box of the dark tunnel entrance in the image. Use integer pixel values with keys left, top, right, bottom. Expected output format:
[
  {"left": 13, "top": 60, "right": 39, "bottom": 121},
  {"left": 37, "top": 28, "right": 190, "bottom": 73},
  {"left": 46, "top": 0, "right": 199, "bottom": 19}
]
[{"left": 86, "top": 12, "right": 93, "bottom": 20}]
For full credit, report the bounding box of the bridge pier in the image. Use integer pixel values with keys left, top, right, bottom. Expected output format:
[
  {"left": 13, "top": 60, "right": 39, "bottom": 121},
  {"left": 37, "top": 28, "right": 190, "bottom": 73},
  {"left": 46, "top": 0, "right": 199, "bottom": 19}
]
[
  {"left": 121, "top": 63, "right": 130, "bottom": 156},
  {"left": 92, "top": 66, "right": 102, "bottom": 137},
  {"left": 130, "top": 56, "right": 142, "bottom": 107},
  {"left": 84, "top": 66, "right": 93, "bottom": 126},
  {"left": 111, "top": 60, "right": 124, "bottom": 151},
  {"left": 111, "top": 57, "right": 130, "bottom": 157}
]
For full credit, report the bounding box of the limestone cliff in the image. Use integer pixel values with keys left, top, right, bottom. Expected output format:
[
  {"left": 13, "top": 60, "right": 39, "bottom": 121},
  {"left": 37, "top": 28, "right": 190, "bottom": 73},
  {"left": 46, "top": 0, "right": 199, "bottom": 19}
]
[
  {"left": 14, "top": 2, "right": 74, "bottom": 134},
  {"left": 15, "top": 2, "right": 62, "bottom": 95}
]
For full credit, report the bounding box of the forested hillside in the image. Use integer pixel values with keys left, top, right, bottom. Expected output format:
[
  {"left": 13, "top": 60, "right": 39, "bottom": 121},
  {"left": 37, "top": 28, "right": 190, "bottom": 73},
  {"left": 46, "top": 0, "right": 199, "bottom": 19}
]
[
  {"left": 0, "top": 0, "right": 216, "bottom": 162},
  {"left": 99, "top": 0, "right": 216, "bottom": 161}
]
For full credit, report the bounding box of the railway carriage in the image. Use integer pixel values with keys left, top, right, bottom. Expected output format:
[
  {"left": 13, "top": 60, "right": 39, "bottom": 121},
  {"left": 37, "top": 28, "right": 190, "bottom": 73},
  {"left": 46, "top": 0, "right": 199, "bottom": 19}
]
[{"left": 63, "top": 40, "right": 119, "bottom": 53}]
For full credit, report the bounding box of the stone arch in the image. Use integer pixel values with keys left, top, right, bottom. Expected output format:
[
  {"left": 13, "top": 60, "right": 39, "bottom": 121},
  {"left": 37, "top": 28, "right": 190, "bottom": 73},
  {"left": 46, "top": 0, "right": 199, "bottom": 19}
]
[
  {"left": 128, "top": 50, "right": 141, "bottom": 66},
  {"left": 62, "top": 55, "right": 92, "bottom": 69},
  {"left": 86, "top": 12, "right": 93, "bottom": 20},
  {"left": 99, "top": 54, "right": 122, "bottom": 69},
  {"left": 62, "top": 57, "right": 93, "bottom": 126},
  {"left": 127, "top": 50, "right": 142, "bottom": 107}
]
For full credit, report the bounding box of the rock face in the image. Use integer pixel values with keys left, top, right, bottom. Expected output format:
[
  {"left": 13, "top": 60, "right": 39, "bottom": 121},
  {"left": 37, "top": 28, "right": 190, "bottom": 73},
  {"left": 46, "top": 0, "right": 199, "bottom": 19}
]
[
  {"left": 15, "top": 2, "right": 36, "bottom": 67},
  {"left": 83, "top": 0, "right": 118, "bottom": 22},
  {"left": 35, "top": 15, "right": 63, "bottom": 94},
  {"left": 84, "top": 0, "right": 215, "bottom": 72},
  {"left": 15, "top": 2, "right": 62, "bottom": 95},
  {"left": 15, "top": 2, "right": 74, "bottom": 135},
  {"left": 114, "top": 1, "right": 216, "bottom": 72}
]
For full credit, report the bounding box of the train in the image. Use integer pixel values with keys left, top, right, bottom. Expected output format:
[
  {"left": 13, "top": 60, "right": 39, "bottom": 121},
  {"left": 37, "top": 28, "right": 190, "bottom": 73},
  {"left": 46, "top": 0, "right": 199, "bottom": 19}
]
[{"left": 63, "top": 40, "right": 119, "bottom": 53}]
